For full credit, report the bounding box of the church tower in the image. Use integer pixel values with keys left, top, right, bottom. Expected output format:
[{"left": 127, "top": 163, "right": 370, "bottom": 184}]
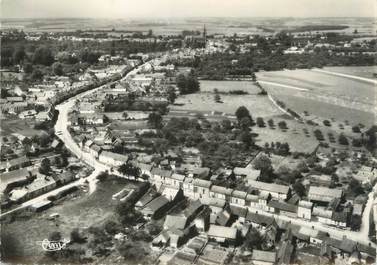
[
  {"left": 203, "top": 25, "right": 207, "bottom": 41},
  {"left": 203, "top": 24, "right": 207, "bottom": 47}
]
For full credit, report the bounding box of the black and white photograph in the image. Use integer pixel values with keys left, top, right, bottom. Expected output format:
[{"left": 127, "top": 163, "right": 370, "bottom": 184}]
[{"left": 0, "top": 0, "right": 377, "bottom": 264}]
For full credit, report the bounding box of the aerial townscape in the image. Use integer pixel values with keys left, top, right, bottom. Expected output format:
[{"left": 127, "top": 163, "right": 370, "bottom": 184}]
[{"left": 1, "top": 2, "right": 377, "bottom": 265}]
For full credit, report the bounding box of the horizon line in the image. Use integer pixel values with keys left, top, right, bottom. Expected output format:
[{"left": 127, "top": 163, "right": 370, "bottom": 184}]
[{"left": 1, "top": 16, "right": 375, "bottom": 20}]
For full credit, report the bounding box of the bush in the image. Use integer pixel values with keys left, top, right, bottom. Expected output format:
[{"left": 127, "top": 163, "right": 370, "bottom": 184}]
[
  {"left": 70, "top": 228, "right": 86, "bottom": 243},
  {"left": 323, "top": 120, "right": 331, "bottom": 126},
  {"left": 352, "top": 126, "right": 361, "bottom": 133},
  {"left": 338, "top": 134, "right": 349, "bottom": 145},
  {"left": 256, "top": 117, "right": 265, "bottom": 128},
  {"left": 278, "top": 121, "right": 288, "bottom": 130}
]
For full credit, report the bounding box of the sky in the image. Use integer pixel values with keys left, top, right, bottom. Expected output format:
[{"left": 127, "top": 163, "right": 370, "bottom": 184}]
[{"left": 1, "top": 0, "right": 376, "bottom": 19}]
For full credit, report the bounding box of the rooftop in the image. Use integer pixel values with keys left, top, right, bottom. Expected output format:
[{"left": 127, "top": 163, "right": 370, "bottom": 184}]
[
  {"left": 268, "top": 200, "right": 298, "bottom": 213},
  {"left": 164, "top": 215, "right": 187, "bottom": 230},
  {"left": 100, "top": 151, "right": 128, "bottom": 162},
  {"left": 211, "top": 185, "right": 233, "bottom": 196},
  {"left": 143, "top": 195, "right": 169, "bottom": 212},
  {"left": 252, "top": 250, "right": 276, "bottom": 263},
  {"left": 193, "top": 178, "right": 212, "bottom": 188},
  {"left": 151, "top": 168, "right": 173, "bottom": 178},
  {"left": 308, "top": 186, "right": 343, "bottom": 201},
  {"left": 207, "top": 225, "right": 237, "bottom": 239},
  {"left": 248, "top": 180, "right": 289, "bottom": 195}
]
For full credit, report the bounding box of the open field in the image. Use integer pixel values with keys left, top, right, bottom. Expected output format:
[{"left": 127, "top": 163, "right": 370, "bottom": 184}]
[
  {"left": 253, "top": 115, "right": 366, "bottom": 153},
  {"left": 256, "top": 68, "right": 376, "bottom": 126},
  {"left": 324, "top": 66, "right": 377, "bottom": 79},
  {"left": 1, "top": 178, "right": 141, "bottom": 264},
  {"left": 200, "top": 80, "right": 261, "bottom": 94},
  {"left": 172, "top": 92, "right": 281, "bottom": 119},
  {"left": 2, "top": 17, "right": 375, "bottom": 35}
]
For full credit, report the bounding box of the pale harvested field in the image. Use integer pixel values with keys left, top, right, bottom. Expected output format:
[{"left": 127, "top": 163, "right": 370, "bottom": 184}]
[{"left": 256, "top": 68, "right": 376, "bottom": 126}]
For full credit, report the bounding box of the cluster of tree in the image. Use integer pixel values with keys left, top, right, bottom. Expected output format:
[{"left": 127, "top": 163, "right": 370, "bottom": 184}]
[
  {"left": 118, "top": 162, "right": 142, "bottom": 179},
  {"left": 264, "top": 142, "right": 290, "bottom": 156},
  {"left": 176, "top": 73, "right": 200, "bottom": 94},
  {"left": 147, "top": 112, "right": 163, "bottom": 129},
  {"left": 104, "top": 96, "right": 168, "bottom": 113},
  {"left": 173, "top": 42, "right": 375, "bottom": 80},
  {"left": 115, "top": 200, "right": 144, "bottom": 226},
  {"left": 235, "top": 106, "right": 254, "bottom": 128}
]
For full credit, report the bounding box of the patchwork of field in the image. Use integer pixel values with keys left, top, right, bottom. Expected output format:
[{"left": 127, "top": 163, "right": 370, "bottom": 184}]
[{"left": 256, "top": 68, "right": 376, "bottom": 126}]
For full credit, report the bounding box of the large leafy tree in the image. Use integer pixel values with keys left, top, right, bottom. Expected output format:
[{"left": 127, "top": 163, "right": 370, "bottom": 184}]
[
  {"left": 148, "top": 112, "right": 163, "bottom": 129},
  {"left": 33, "top": 46, "right": 54, "bottom": 66}
]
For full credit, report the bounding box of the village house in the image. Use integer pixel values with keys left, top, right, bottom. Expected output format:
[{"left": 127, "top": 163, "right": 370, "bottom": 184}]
[
  {"left": 152, "top": 230, "right": 170, "bottom": 248},
  {"left": 30, "top": 200, "right": 53, "bottom": 212},
  {"left": 276, "top": 241, "right": 294, "bottom": 265},
  {"left": 308, "top": 186, "right": 343, "bottom": 204},
  {"left": 53, "top": 171, "right": 75, "bottom": 185},
  {"left": 308, "top": 174, "right": 332, "bottom": 187},
  {"left": 140, "top": 195, "right": 171, "bottom": 220},
  {"left": 183, "top": 199, "right": 204, "bottom": 221},
  {"left": 193, "top": 179, "right": 212, "bottom": 199},
  {"left": 233, "top": 166, "right": 261, "bottom": 181},
  {"left": 210, "top": 185, "right": 234, "bottom": 201},
  {"left": 89, "top": 144, "right": 102, "bottom": 158},
  {"left": 197, "top": 244, "right": 230, "bottom": 265},
  {"left": 78, "top": 113, "right": 106, "bottom": 125},
  {"left": 297, "top": 200, "right": 313, "bottom": 220},
  {"left": 83, "top": 139, "right": 94, "bottom": 152},
  {"left": 331, "top": 211, "right": 348, "bottom": 228},
  {"left": 159, "top": 185, "right": 184, "bottom": 202},
  {"left": 297, "top": 227, "right": 328, "bottom": 246},
  {"left": 245, "top": 194, "right": 260, "bottom": 211},
  {"left": 248, "top": 180, "right": 290, "bottom": 200},
  {"left": 207, "top": 225, "right": 238, "bottom": 245},
  {"left": 214, "top": 208, "right": 232, "bottom": 227},
  {"left": 194, "top": 210, "right": 210, "bottom": 233},
  {"left": 257, "top": 193, "right": 273, "bottom": 212},
  {"left": 313, "top": 206, "right": 334, "bottom": 226},
  {"left": 204, "top": 198, "right": 227, "bottom": 215},
  {"left": 166, "top": 173, "right": 185, "bottom": 189},
  {"left": 230, "top": 190, "right": 248, "bottom": 206},
  {"left": 183, "top": 177, "right": 195, "bottom": 198},
  {"left": 268, "top": 200, "right": 298, "bottom": 218},
  {"left": 98, "top": 151, "right": 128, "bottom": 167},
  {"left": 251, "top": 250, "right": 277, "bottom": 265},
  {"left": 230, "top": 205, "right": 248, "bottom": 223},
  {"left": 151, "top": 168, "right": 173, "bottom": 187},
  {"left": 134, "top": 162, "right": 154, "bottom": 178},
  {"left": 0, "top": 168, "right": 34, "bottom": 194},
  {"left": 0, "top": 156, "right": 31, "bottom": 172},
  {"left": 354, "top": 166, "right": 377, "bottom": 184},
  {"left": 163, "top": 215, "right": 190, "bottom": 248},
  {"left": 246, "top": 212, "right": 275, "bottom": 229},
  {"left": 9, "top": 174, "right": 57, "bottom": 202},
  {"left": 135, "top": 190, "right": 157, "bottom": 210}
]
